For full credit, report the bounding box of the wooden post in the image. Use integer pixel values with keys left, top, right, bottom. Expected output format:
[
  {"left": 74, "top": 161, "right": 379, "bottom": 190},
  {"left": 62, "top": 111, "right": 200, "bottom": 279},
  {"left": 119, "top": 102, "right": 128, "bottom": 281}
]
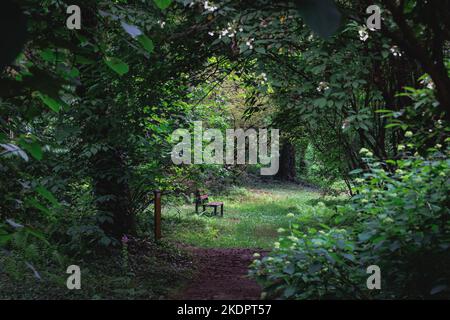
[
  {"left": 154, "top": 190, "right": 161, "bottom": 241},
  {"left": 195, "top": 189, "right": 200, "bottom": 214}
]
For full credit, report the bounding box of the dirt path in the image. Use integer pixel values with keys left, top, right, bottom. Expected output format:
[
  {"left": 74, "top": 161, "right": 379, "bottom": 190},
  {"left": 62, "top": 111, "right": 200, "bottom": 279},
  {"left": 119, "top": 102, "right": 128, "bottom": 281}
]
[{"left": 176, "top": 248, "right": 264, "bottom": 300}]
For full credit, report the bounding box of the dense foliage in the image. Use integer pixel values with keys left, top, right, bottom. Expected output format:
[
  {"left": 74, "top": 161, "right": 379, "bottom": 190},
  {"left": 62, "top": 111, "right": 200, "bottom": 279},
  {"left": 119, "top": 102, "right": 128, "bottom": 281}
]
[
  {"left": 0, "top": 0, "right": 449, "bottom": 299},
  {"left": 251, "top": 142, "right": 450, "bottom": 299}
]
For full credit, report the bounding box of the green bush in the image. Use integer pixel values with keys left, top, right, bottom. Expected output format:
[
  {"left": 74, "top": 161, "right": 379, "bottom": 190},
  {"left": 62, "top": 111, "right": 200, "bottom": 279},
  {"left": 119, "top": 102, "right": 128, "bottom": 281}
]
[{"left": 250, "top": 143, "right": 450, "bottom": 299}]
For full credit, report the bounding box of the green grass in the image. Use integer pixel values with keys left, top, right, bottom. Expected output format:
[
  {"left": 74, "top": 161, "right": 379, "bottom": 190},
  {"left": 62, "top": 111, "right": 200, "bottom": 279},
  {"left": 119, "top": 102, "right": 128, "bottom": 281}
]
[
  {"left": 0, "top": 182, "right": 347, "bottom": 299},
  {"left": 161, "top": 182, "right": 347, "bottom": 249}
]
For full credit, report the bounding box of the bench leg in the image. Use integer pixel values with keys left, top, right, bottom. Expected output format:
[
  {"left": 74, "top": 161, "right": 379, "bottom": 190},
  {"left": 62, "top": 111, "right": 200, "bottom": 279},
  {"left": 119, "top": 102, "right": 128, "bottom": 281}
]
[
  {"left": 214, "top": 206, "right": 217, "bottom": 216},
  {"left": 221, "top": 205, "right": 224, "bottom": 217}
]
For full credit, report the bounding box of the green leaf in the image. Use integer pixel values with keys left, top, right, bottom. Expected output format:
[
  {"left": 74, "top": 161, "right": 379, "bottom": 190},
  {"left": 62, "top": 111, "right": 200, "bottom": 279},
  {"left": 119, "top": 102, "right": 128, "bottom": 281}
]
[
  {"left": 153, "top": 0, "right": 172, "bottom": 10},
  {"left": 403, "top": 0, "right": 417, "bottom": 14},
  {"left": 37, "top": 93, "right": 61, "bottom": 112},
  {"left": 385, "top": 123, "right": 402, "bottom": 129},
  {"left": 311, "top": 64, "right": 326, "bottom": 75},
  {"left": 283, "top": 263, "right": 295, "bottom": 275},
  {"left": 40, "top": 49, "right": 56, "bottom": 63},
  {"left": 36, "top": 185, "right": 59, "bottom": 207},
  {"left": 104, "top": 57, "right": 129, "bottom": 76},
  {"left": 137, "top": 35, "right": 155, "bottom": 54},
  {"left": 342, "top": 253, "right": 355, "bottom": 262},
  {"left": 75, "top": 55, "right": 95, "bottom": 65},
  {"left": 99, "top": 236, "right": 112, "bottom": 246},
  {"left": 255, "top": 47, "right": 266, "bottom": 54},
  {"left": 25, "top": 228, "right": 49, "bottom": 245},
  {"left": 26, "top": 197, "right": 51, "bottom": 216},
  {"left": 308, "top": 263, "right": 322, "bottom": 273},
  {"left": 283, "top": 286, "right": 297, "bottom": 298},
  {"left": 314, "top": 98, "right": 328, "bottom": 108},
  {"left": 349, "top": 169, "right": 364, "bottom": 175},
  {"left": 20, "top": 140, "right": 43, "bottom": 160},
  {"left": 358, "top": 231, "right": 372, "bottom": 241},
  {"left": 0, "top": 233, "right": 13, "bottom": 246}
]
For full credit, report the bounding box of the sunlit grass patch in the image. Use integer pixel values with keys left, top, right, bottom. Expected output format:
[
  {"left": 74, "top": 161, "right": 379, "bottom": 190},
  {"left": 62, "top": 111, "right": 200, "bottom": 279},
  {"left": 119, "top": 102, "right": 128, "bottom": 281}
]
[{"left": 162, "top": 182, "right": 344, "bottom": 248}]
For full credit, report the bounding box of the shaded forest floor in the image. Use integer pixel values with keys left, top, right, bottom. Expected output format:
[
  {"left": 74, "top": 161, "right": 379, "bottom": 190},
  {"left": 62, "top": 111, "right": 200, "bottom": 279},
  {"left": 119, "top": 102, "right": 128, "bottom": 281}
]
[{"left": 174, "top": 247, "right": 265, "bottom": 300}]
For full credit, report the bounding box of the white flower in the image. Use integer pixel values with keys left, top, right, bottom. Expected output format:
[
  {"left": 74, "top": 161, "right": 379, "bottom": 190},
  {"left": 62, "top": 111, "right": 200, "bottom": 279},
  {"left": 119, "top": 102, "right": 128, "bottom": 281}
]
[
  {"left": 204, "top": 1, "right": 218, "bottom": 12},
  {"left": 358, "top": 27, "right": 369, "bottom": 41},
  {"left": 397, "top": 144, "right": 406, "bottom": 151},
  {"left": 246, "top": 38, "right": 254, "bottom": 50},
  {"left": 274, "top": 242, "right": 280, "bottom": 249},
  {"left": 157, "top": 20, "right": 166, "bottom": 28},
  {"left": 420, "top": 76, "right": 435, "bottom": 89},
  {"left": 253, "top": 252, "right": 261, "bottom": 258},
  {"left": 208, "top": 31, "right": 214, "bottom": 36},
  {"left": 277, "top": 228, "right": 285, "bottom": 233},
  {"left": 316, "top": 81, "right": 330, "bottom": 92},
  {"left": 405, "top": 131, "right": 413, "bottom": 138},
  {"left": 390, "top": 46, "right": 402, "bottom": 57},
  {"left": 342, "top": 119, "right": 350, "bottom": 130},
  {"left": 286, "top": 213, "right": 295, "bottom": 218}
]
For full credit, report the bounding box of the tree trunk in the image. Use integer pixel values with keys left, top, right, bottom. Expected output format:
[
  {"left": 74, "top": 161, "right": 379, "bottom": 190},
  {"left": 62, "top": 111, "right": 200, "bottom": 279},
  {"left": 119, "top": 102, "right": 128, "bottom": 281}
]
[
  {"left": 91, "top": 148, "right": 136, "bottom": 239},
  {"left": 276, "top": 141, "right": 297, "bottom": 181}
]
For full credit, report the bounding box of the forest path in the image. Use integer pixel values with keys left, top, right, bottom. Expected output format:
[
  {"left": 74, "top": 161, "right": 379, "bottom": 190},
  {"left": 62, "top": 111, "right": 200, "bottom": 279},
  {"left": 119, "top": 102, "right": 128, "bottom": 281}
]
[
  {"left": 168, "top": 182, "right": 331, "bottom": 300},
  {"left": 175, "top": 247, "right": 264, "bottom": 300}
]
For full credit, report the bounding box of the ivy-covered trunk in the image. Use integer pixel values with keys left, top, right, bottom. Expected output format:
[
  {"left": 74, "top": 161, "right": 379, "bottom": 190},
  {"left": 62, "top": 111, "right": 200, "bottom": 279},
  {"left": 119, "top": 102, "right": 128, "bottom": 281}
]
[{"left": 91, "top": 148, "right": 136, "bottom": 239}]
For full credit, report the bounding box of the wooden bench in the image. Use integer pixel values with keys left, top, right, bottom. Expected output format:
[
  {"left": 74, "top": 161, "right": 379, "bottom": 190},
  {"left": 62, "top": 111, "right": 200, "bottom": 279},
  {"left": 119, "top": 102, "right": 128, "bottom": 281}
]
[{"left": 195, "top": 190, "right": 224, "bottom": 217}]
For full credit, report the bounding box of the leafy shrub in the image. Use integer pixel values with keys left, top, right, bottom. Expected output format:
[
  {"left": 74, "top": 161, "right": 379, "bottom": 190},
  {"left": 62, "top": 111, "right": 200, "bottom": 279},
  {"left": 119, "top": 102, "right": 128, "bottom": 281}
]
[{"left": 250, "top": 142, "right": 450, "bottom": 299}]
